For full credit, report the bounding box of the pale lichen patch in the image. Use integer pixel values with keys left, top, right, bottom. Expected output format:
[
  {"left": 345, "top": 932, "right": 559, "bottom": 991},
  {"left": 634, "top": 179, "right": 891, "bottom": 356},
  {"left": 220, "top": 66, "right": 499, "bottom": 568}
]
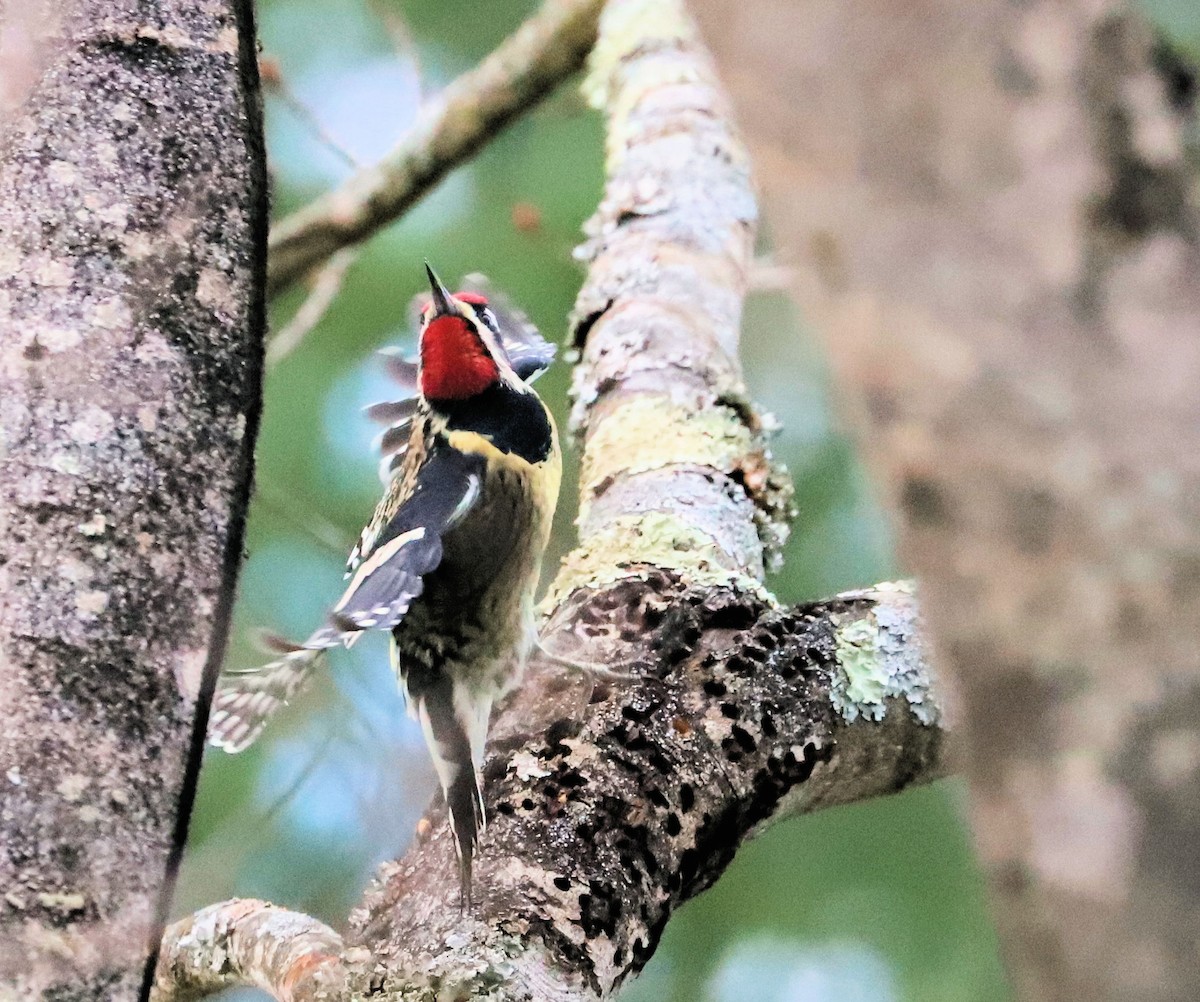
[
  {"left": 509, "top": 751, "right": 552, "bottom": 782},
  {"left": 91, "top": 297, "right": 131, "bottom": 329},
  {"left": 0, "top": 244, "right": 20, "bottom": 278},
  {"left": 78, "top": 513, "right": 107, "bottom": 537},
  {"left": 134, "top": 331, "right": 178, "bottom": 364},
  {"left": 36, "top": 892, "right": 86, "bottom": 914},
  {"left": 829, "top": 583, "right": 940, "bottom": 725},
  {"left": 59, "top": 556, "right": 94, "bottom": 585},
  {"left": 543, "top": 511, "right": 771, "bottom": 612},
  {"left": 213, "top": 26, "right": 239, "bottom": 55},
  {"left": 68, "top": 406, "right": 116, "bottom": 444},
  {"left": 196, "top": 267, "right": 238, "bottom": 317},
  {"left": 122, "top": 230, "right": 156, "bottom": 261},
  {"left": 48, "top": 451, "right": 82, "bottom": 475},
  {"left": 56, "top": 774, "right": 90, "bottom": 802},
  {"left": 39, "top": 327, "right": 82, "bottom": 353},
  {"left": 137, "top": 406, "right": 158, "bottom": 432},
  {"left": 834, "top": 620, "right": 887, "bottom": 710},
  {"left": 46, "top": 159, "right": 80, "bottom": 187},
  {"left": 579, "top": 396, "right": 753, "bottom": 512},
  {"left": 94, "top": 140, "right": 118, "bottom": 167},
  {"left": 174, "top": 649, "right": 207, "bottom": 701},
  {"left": 33, "top": 257, "right": 74, "bottom": 288},
  {"left": 75, "top": 590, "right": 110, "bottom": 618}
]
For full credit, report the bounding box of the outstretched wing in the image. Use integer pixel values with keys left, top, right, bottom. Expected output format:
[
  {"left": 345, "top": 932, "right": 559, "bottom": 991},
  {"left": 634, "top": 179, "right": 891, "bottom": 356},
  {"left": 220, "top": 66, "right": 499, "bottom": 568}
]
[
  {"left": 208, "top": 444, "right": 486, "bottom": 753},
  {"left": 209, "top": 646, "right": 326, "bottom": 752},
  {"left": 366, "top": 349, "right": 421, "bottom": 483}
]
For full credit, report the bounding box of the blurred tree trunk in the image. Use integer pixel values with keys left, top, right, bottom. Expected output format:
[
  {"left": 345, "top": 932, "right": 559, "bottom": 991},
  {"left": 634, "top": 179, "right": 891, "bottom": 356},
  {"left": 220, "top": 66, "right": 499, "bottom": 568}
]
[
  {"left": 689, "top": 1, "right": 1200, "bottom": 1000},
  {"left": 0, "top": 1, "right": 267, "bottom": 999}
]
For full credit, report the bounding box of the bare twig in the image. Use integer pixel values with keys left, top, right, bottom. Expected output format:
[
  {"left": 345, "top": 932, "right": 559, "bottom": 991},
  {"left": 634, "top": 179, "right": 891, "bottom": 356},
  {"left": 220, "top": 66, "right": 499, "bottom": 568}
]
[
  {"left": 365, "top": 0, "right": 425, "bottom": 95},
  {"left": 253, "top": 479, "right": 355, "bottom": 556},
  {"left": 260, "top": 56, "right": 361, "bottom": 171},
  {"left": 268, "top": 0, "right": 604, "bottom": 297}
]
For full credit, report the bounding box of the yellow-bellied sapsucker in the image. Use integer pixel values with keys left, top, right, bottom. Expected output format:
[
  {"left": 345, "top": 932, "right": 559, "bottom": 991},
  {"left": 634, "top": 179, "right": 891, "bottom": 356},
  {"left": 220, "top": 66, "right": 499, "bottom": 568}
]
[{"left": 209, "top": 265, "right": 561, "bottom": 905}]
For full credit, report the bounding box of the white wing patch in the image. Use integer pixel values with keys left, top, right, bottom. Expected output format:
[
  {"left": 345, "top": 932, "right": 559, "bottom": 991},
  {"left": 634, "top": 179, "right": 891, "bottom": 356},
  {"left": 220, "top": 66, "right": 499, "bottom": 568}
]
[
  {"left": 448, "top": 473, "right": 481, "bottom": 527},
  {"left": 326, "top": 526, "right": 427, "bottom": 632}
]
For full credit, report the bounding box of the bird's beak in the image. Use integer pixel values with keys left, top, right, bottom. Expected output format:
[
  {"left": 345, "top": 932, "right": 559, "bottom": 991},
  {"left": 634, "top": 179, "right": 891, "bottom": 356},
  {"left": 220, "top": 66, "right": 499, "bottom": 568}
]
[{"left": 425, "top": 262, "right": 457, "bottom": 317}]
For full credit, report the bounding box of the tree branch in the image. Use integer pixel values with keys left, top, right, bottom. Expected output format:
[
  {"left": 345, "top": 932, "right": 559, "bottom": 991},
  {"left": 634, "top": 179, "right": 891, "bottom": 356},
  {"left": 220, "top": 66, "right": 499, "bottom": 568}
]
[
  {"left": 336, "top": 582, "right": 943, "bottom": 1002},
  {"left": 0, "top": 2, "right": 267, "bottom": 999},
  {"left": 267, "top": 0, "right": 604, "bottom": 298},
  {"left": 152, "top": 900, "right": 347, "bottom": 1002}
]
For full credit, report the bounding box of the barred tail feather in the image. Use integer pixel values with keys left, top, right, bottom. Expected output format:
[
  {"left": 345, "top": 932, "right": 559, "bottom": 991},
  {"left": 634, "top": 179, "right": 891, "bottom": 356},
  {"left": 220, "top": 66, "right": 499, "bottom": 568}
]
[
  {"left": 207, "top": 648, "right": 327, "bottom": 753},
  {"left": 414, "top": 680, "right": 490, "bottom": 910}
]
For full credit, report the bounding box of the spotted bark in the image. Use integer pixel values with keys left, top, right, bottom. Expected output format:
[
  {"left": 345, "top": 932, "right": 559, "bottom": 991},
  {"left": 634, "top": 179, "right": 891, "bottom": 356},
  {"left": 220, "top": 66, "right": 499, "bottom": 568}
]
[{"left": 0, "top": 1, "right": 267, "bottom": 998}]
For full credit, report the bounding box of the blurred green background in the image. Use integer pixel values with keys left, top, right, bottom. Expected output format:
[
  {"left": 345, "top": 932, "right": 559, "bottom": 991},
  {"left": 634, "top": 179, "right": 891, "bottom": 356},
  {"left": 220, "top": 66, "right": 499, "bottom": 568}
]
[{"left": 177, "top": 1, "right": 1019, "bottom": 998}]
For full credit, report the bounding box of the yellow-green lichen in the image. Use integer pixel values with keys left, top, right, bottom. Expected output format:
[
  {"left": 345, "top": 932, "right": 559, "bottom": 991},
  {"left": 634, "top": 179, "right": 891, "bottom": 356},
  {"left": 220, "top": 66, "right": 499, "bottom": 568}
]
[
  {"left": 579, "top": 396, "right": 753, "bottom": 515},
  {"left": 829, "top": 586, "right": 940, "bottom": 725},
  {"left": 834, "top": 620, "right": 888, "bottom": 708},
  {"left": 582, "top": 0, "right": 701, "bottom": 111},
  {"left": 542, "top": 511, "right": 771, "bottom": 612},
  {"left": 583, "top": 0, "right": 708, "bottom": 172}
]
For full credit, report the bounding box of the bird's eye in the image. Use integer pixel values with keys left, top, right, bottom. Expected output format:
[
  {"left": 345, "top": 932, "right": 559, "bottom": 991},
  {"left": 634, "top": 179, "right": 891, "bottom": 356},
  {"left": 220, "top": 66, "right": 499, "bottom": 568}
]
[{"left": 471, "top": 303, "right": 500, "bottom": 334}]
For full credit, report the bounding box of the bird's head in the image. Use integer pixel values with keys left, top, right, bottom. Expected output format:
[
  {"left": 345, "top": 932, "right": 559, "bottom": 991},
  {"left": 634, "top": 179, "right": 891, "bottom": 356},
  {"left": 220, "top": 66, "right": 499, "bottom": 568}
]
[{"left": 417, "top": 263, "right": 510, "bottom": 404}]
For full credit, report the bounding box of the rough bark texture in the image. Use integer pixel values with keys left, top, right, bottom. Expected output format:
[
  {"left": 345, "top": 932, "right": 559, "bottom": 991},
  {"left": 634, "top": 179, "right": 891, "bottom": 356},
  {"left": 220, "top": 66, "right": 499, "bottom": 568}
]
[
  {"left": 0, "top": 1, "right": 267, "bottom": 999},
  {"left": 153, "top": 899, "right": 347, "bottom": 1002},
  {"left": 688, "top": 1, "right": 1200, "bottom": 1000},
  {"left": 340, "top": 583, "right": 941, "bottom": 1002},
  {"left": 267, "top": 0, "right": 603, "bottom": 298},
  {"left": 154, "top": 585, "right": 941, "bottom": 1002},
  {"left": 154, "top": 0, "right": 946, "bottom": 998}
]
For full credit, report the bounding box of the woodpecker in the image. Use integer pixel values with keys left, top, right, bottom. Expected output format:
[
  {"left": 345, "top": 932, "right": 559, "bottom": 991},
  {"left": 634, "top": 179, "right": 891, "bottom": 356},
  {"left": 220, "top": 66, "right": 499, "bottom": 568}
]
[{"left": 209, "top": 265, "right": 562, "bottom": 906}]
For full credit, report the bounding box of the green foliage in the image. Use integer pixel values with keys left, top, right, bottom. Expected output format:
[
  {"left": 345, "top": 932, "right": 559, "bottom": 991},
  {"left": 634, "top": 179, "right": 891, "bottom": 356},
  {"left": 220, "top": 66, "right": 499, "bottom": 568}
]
[{"left": 180, "top": 2, "right": 1009, "bottom": 998}]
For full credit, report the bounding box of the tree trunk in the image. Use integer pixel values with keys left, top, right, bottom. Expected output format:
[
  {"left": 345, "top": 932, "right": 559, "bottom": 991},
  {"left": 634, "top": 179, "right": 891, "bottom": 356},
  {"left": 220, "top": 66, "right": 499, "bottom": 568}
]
[
  {"left": 0, "top": 1, "right": 267, "bottom": 998},
  {"left": 689, "top": 1, "right": 1200, "bottom": 999}
]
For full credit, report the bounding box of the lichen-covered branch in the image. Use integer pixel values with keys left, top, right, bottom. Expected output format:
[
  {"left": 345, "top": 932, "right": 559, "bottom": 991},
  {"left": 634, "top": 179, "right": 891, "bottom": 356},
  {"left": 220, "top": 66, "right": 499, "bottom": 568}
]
[
  {"left": 322, "top": 1, "right": 941, "bottom": 999},
  {"left": 155, "top": 1, "right": 947, "bottom": 999},
  {"left": 152, "top": 900, "right": 347, "bottom": 1002},
  {"left": 335, "top": 582, "right": 942, "bottom": 1002},
  {"left": 0, "top": 2, "right": 267, "bottom": 998},
  {"left": 267, "top": 0, "right": 603, "bottom": 297}
]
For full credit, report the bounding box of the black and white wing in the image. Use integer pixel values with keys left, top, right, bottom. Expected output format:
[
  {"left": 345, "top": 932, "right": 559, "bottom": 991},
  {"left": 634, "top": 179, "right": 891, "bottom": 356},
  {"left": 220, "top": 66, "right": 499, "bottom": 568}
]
[
  {"left": 208, "top": 644, "right": 326, "bottom": 753},
  {"left": 208, "top": 445, "right": 486, "bottom": 753}
]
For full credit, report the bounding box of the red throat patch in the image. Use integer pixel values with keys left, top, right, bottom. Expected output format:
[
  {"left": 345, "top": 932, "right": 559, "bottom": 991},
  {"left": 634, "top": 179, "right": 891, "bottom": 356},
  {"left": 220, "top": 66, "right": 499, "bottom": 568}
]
[{"left": 420, "top": 315, "right": 498, "bottom": 401}]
